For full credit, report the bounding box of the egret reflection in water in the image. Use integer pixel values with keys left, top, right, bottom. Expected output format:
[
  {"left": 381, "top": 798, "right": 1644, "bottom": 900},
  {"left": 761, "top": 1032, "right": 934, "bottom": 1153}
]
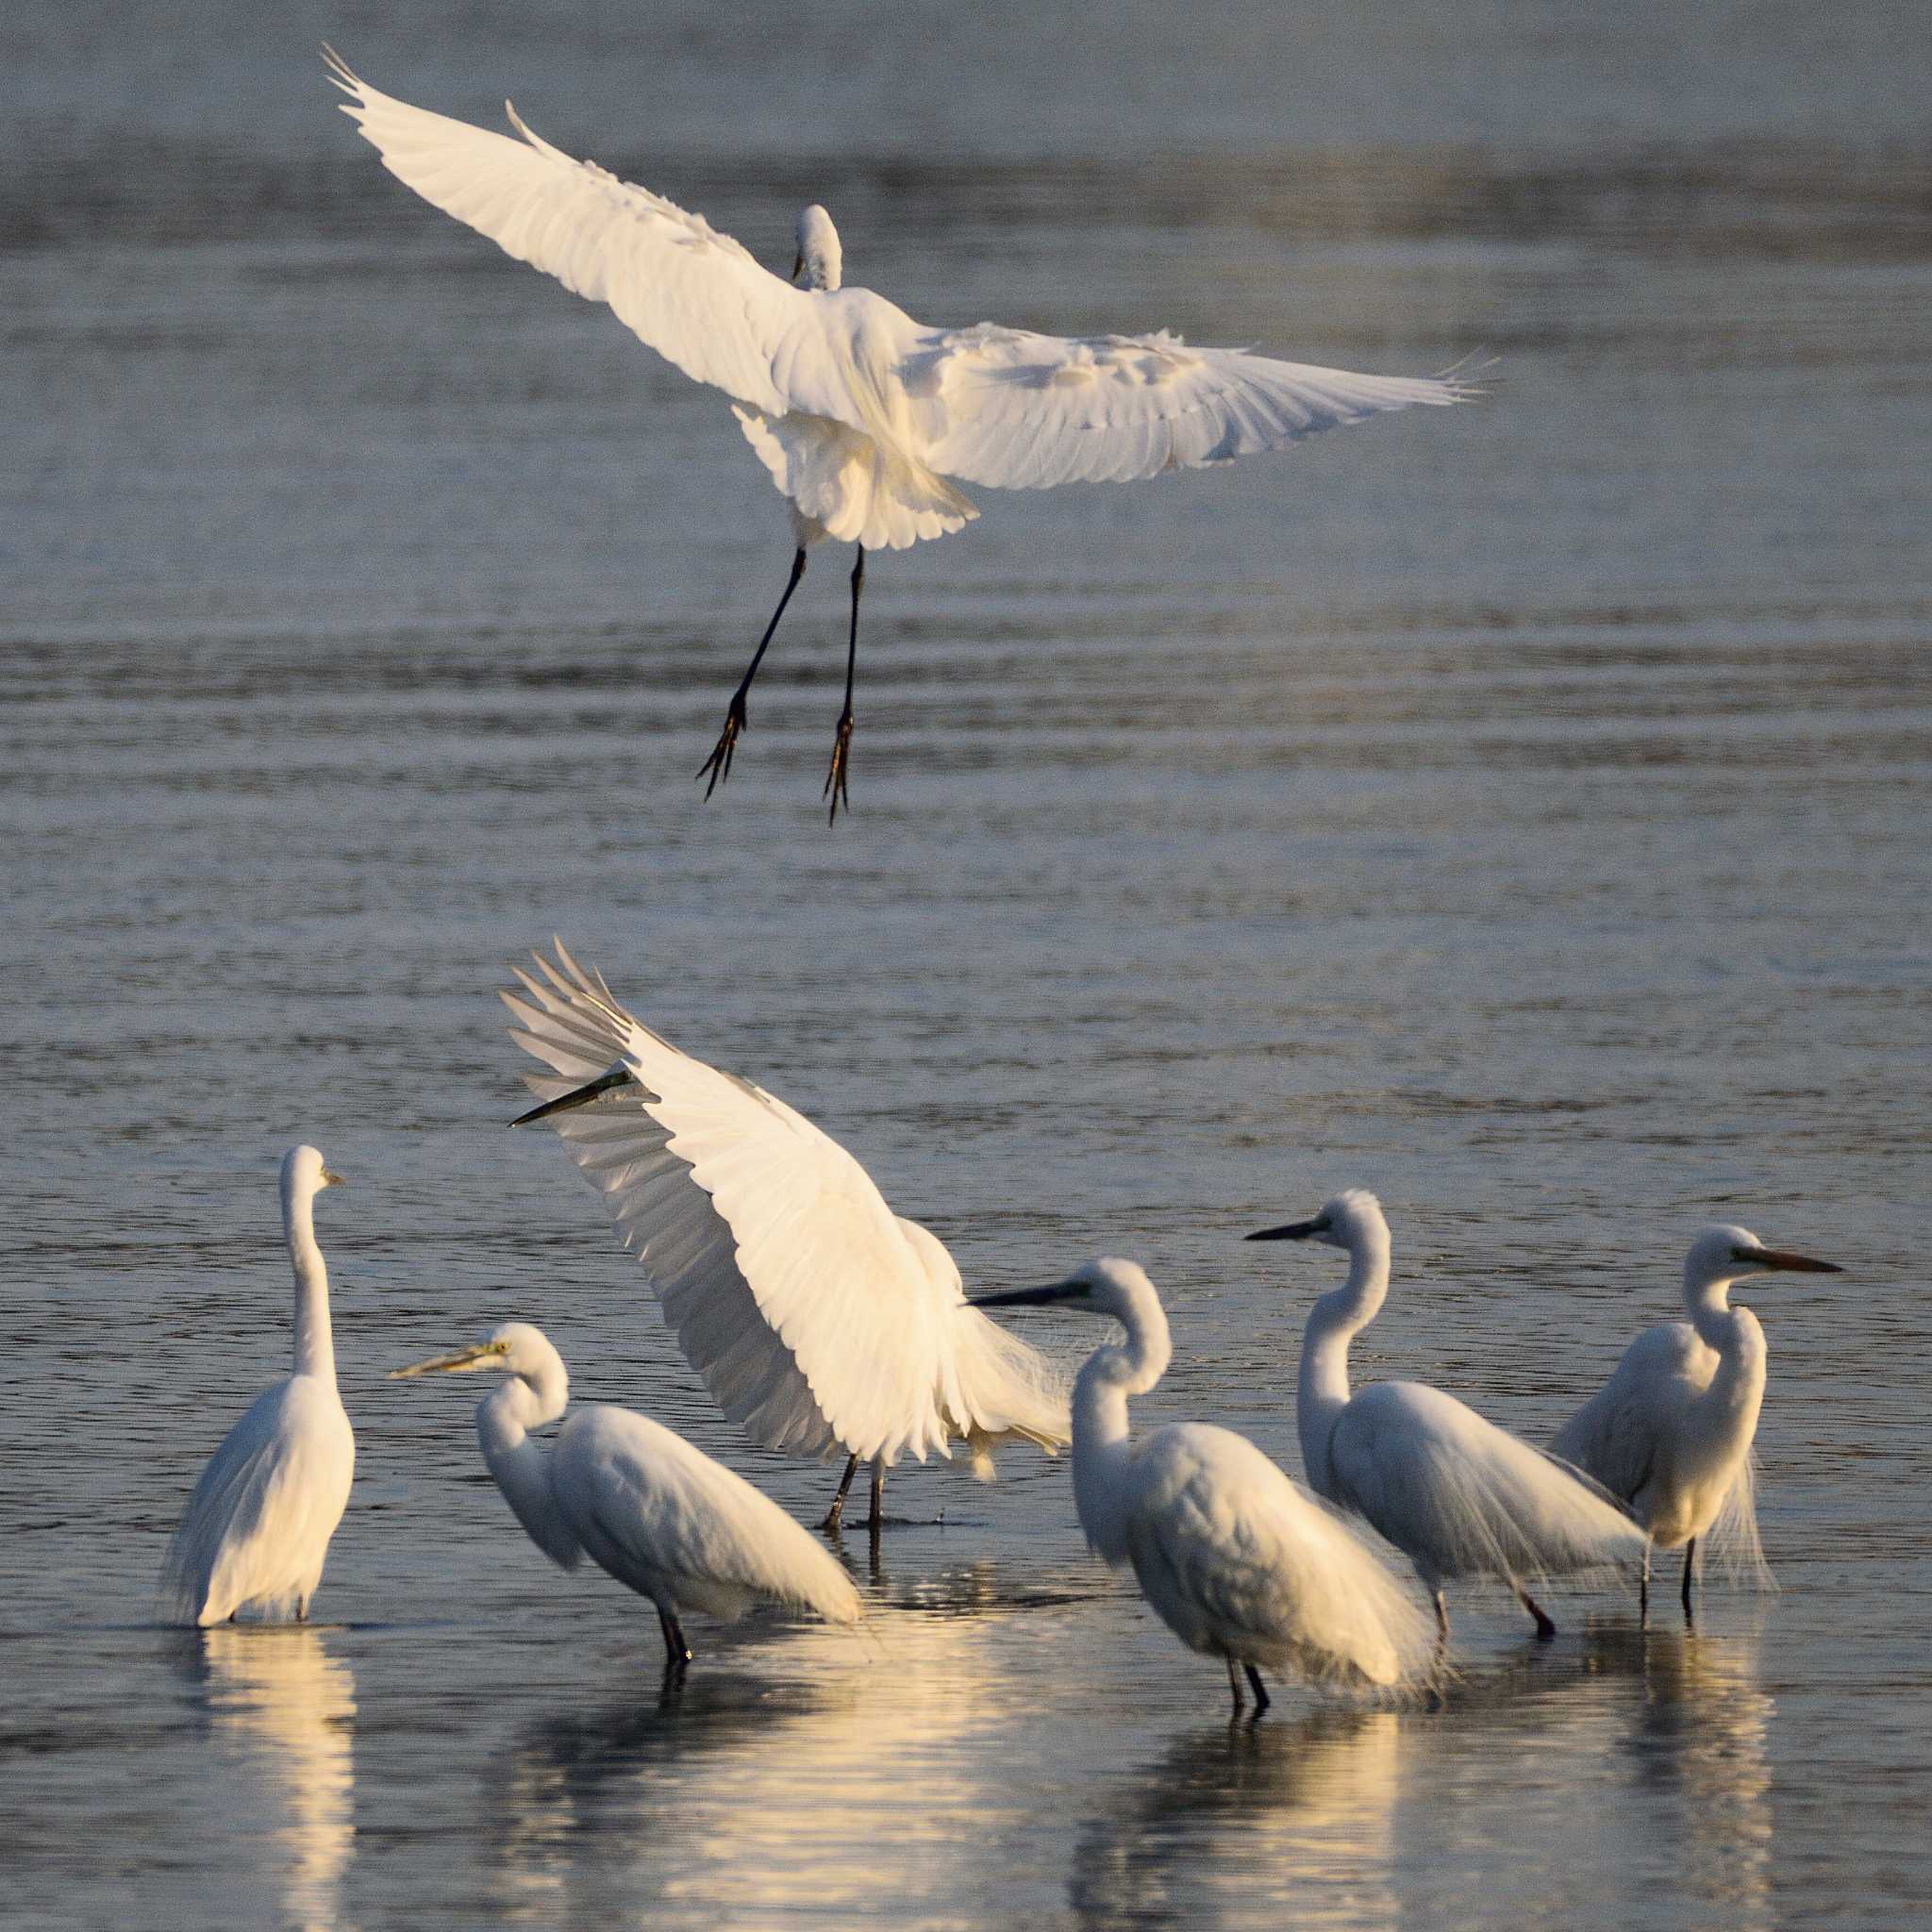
[{"left": 190, "top": 1624, "right": 358, "bottom": 1932}]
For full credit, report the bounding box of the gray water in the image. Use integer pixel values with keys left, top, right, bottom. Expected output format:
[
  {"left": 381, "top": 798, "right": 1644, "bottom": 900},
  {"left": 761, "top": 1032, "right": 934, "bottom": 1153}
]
[{"left": 4, "top": 2, "right": 1931, "bottom": 1925}]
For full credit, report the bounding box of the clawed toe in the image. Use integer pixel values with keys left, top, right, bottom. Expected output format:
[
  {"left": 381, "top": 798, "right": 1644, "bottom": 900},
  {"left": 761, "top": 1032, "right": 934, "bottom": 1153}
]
[
  {"left": 823, "top": 714, "right": 854, "bottom": 823},
  {"left": 697, "top": 704, "right": 746, "bottom": 798}
]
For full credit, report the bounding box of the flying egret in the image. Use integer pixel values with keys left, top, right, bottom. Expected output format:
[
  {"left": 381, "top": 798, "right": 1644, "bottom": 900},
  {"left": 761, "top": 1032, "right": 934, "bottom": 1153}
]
[
  {"left": 325, "top": 49, "right": 1481, "bottom": 819},
  {"left": 1551, "top": 1224, "right": 1840, "bottom": 1621},
  {"left": 160, "top": 1147, "right": 355, "bottom": 1626},
  {"left": 390, "top": 1321, "right": 861, "bottom": 1669},
  {"left": 1247, "top": 1191, "right": 1648, "bottom": 1640},
  {"left": 973, "top": 1259, "right": 1436, "bottom": 1715},
  {"left": 500, "top": 941, "right": 1071, "bottom": 1533}
]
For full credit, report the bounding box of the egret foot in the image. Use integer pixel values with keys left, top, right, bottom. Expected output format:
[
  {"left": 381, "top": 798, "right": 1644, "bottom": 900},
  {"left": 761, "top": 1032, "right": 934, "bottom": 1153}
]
[
  {"left": 696, "top": 699, "right": 747, "bottom": 797},
  {"left": 1518, "top": 1587, "right": 1557, "bottom": 1641},
  {"left": 824, "top": 710, "right": 854, "bottom": 823}
]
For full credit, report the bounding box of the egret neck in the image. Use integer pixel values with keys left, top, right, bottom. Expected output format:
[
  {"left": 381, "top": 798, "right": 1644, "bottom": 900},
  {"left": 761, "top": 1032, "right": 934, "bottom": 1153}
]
[
  {"left": 475, "top": 1345, "right": 581, "bottom": 1569},
  {"left": 1071, "top": 1272, "right": 1172, "bottom": 1565},
  {"left": 1296, "top": 1214, "right": 1391, "bottom": 1498},
  {"left": 284, "top": 1162, "right": 337, "bottom": 1384}
]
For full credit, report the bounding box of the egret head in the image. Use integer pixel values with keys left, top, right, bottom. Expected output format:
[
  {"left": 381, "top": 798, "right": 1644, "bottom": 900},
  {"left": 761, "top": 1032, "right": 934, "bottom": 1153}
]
[
  {"left": 281, "top": 1144, "right": 346, "bottom": 1196},
  {"left": 388, "top": 1320, "right": 557, "bottom": 1383},
  {"left": 1246, "top": 1187, "right": 1386, "bottom": 1253},
  {"left": 970, "top": 1256, "right": 1156, "bottom": 1322},
  {"left": 792, "top": 205, "right": 841, "bottom": 292},
  {"left": 1687, "top": 1224, "right": 1840, "bottom": 1291}
]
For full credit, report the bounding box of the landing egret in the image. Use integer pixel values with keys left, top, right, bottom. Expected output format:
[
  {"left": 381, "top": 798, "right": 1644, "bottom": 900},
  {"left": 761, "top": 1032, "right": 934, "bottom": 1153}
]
[
  {"left": 973, "top": 1259, "right": 1436, "bottom": 1714},
  {"left": 501, "top": 941, "right": 1072, "bottom": 1533},
  {"left": 1247, "top": 1191, "right": 1648, "bottom": 1639},
  {"left": 390, "top": 1322, "right": 861, "bottom": 1667},
  {"left": 325, "top": 50, "right": 1480, "bottom": 818},
  {"left": 160, "top": 1147, "right": 354, "bottom": 1626},
  {"left": 1551, "top": 1224, "right": 1840, "bottom": 1620}
]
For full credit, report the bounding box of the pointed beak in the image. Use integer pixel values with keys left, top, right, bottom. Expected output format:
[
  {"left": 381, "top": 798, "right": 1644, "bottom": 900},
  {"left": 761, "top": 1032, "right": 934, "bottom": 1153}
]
[
  {"left": 388, "top": 1340, "right": 509, "bottom": 1379},
  {"left": 970, "top": 1280, "right": 1079, "bottom": 1309},
  {"left": 510, "top": 1064, "right": 633, "bottom": 1127},
  {"left": 1745, "top": 1247, "right": 1842, "bottom": 1274},
  {"left": 321, "top": 1167, "right": 347, "bottom": 1189},
  {"left": 1245, "top": 1214, "right": 1329, "bottom": 1242}
]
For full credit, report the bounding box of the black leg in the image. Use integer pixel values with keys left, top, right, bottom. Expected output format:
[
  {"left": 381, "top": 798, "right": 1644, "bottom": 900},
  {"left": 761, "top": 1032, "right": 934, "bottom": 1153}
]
[
  {"left": 1243, "top": 1663, "right": 1271, "bottom": 1716},
  {"left": 1225, "top": 1656, "right": 1245, "bottom": 1715},
  {"left": 1640, "top": 1546, "right": 1651, "bottom": 1627},
  {"left": 863, "top": 1458, "right": 884, "bottom": 1531},
  {"left": 1433, "top": 1591, "right": 1450, "bottom": 1642},
  {"left": 1681, "top": 1539, "right": 1696, "bottom": 1622},
  {"left": 824, "top": 545, "right": 863, "bottom": 822},
  {"left": 822, "top": 1454, "right": 859, "bottom": 1534},
  {"left": 697, "top": 546, "right": 808, "bottom": 796},
  {"left": 1517, "top": 1586, "right": 1557, "bottom": 1641},
  {"left": 658, "top": 1607, "right": 693, "bottom": 1669}
]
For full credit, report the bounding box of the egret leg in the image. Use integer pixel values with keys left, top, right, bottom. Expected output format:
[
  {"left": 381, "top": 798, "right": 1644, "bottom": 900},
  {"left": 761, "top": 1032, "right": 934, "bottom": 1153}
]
[
  {"left": 1681, "top": 1539, "right": 1696, "bottom": 1623},
  {"left": 1433, "top": 1591, "right": 1450, "bottom": 1641},
  {"left": 658, "top": 1607, "right": 693, "bottom": 1670},
  {"left": 822, "top": 1454, "right": 860, "bottom": 1534},
  {"left": 823, "top": 546, "right": 863, "bottom": 823},
  {"left": 1517, "top": 1586, "right": 1557, "bottom": 1641},
  {"left": 697, "top": 546, "right": 808, "bottom": 797},
  {"left": 1225, "top": 1656, "right": 1245, "bottom": 1714},
  {"left": 1243, "top": 1664, "right": 1271, "bottom": 1717},
  {"left": 862, "top": 1457, "right": 884, "bottom": 1531},
  {"left": 1640, "top": 1547, "right": 1651, "bottom": 1628}
]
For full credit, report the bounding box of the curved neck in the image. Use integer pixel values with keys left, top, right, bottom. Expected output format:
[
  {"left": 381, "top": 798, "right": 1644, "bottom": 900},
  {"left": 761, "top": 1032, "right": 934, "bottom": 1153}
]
[
  {"left": 1683, "top": 1267, "right": 1767, "bottom": 1419},
  {"left": 1071, "top": 1281, "right": 1171, "bottom": 1564},
  {"left": 1684, "top": 1265, "right": 1744, "bottom": 1353},
  {"left": 477, "top": 1369, "right": 580, "bottom": 1569},
  {"left": 283, "top": 1175, "right": 334, "bottom": 1384},
  {"left": 1296, "top": 1228, "right": 1389, "bottom": 1497}
]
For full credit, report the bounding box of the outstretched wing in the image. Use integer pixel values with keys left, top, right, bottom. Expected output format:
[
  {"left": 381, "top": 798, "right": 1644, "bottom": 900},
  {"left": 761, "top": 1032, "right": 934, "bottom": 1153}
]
[
  {"left": 502, "top": 943, "right": 953, "bottom": 1468},
  {"left": 897, "top": 323, "right": 1480, "bottom": 490},
  {"left": 325, "top": 50, "right": 855, "bottom": 425}
]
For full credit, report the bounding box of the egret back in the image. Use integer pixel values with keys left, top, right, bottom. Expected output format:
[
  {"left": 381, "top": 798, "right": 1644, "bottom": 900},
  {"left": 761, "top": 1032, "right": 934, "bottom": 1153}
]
[
  {"left": 552, "top": 1406, "right": 861, "bottom": 1625},
  {"left": 1122, "top": 1423, "right": 1435, "bottom": 1690},
  {"left": 1332, "top": 1381, "right": 1646, "bottom": 1593},
  {"left": 160, "top": 1376, "right": 355, "bottom": 1625}
]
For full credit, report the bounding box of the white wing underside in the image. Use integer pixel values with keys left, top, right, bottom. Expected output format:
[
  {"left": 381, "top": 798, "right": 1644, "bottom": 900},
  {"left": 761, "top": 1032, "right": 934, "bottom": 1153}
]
[
  {"left": 328, "top": 52, "right": 1475, "bottom": 551},
  {"left": 503, "top": 943, "right": 1069, "bottom": 1471}
]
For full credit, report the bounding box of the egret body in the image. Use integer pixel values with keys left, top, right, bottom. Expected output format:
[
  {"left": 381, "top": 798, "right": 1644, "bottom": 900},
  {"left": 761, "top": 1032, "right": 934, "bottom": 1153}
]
[
  {"left": 390, "top": 1322, "right": 861, "bottom": 1667},
  {"left": 974, "top": 1259, "right": 1435, "bottom": 1714},
  {"left": 1249, "top": 1191, "right": 1648, "bottom": 1639},
  {"left": 160, "top": 1146, "right": 354, "bottom": 1625},
  {"left": 501, "top": 942, "right": 1071, "bottom": 1533},
  {"left": 325, "top": 50, "right": 1479, "bottom": 817},
  {"left": 1551, "top": 1224, "right": 1840, "bottom": 1619}
]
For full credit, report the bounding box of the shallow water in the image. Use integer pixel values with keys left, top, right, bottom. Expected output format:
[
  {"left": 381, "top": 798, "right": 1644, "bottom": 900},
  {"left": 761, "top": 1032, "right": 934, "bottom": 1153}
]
[{"left": 4, "top": 3, "right": 1930, "bottom": 1925}]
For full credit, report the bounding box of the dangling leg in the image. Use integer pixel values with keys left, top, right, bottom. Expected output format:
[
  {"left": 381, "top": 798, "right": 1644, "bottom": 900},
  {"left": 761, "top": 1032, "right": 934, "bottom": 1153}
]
[
  {"left": 658, "top": 1607, "right": 693, "bottom": 1672},
  {"left": 823, "top": 546, "right": 863, "bottom": 822},
  {"left": 698, "top": 546, "right": 808, "bottom": 796},
  {"left": 822, "top": 1454, "right": 860, "bottom": 1534},
  {"left": 1225, "top": 1656, "right": 1246, "bottom": 1715},
  {"left": 1516, "top": 1586, "right": 1557, "bottom": 1641},
  {"left": 1243, "top": 1664, "right": 1271, "bottom": 1717},
  {"left": 1681, "top": 1539, "right": 1696, "bottom": 1623}
]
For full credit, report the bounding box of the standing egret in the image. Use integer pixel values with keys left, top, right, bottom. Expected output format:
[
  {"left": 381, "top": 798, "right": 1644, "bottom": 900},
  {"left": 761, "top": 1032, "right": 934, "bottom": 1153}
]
[
  {"left": 160, "top": 1147, "right": 354, "bottom": 1626},
  {"left": 500, "top": 941, "right": 1072, "bottom": 1534},
  {"left": 325, "top": 49, "right": 1480, "bottom": 818},
  {"left": 1551, "top": 1224, "right": 1840, "bottom": 1621},
  {"left": 390, "top": 1322, "right": 861, "bottom": 1668},
  {"left": 1247, "top": 1191, "right": 1648, "bottom": 1640},
  {"left": 973, "top": 1259, "right": 1436, "bottom": 1714}
]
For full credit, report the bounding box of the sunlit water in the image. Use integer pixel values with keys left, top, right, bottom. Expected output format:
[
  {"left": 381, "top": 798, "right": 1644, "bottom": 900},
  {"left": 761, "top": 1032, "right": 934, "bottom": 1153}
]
[{"left": 4, "top": 3, "right": 1930, "bottom": 1926}]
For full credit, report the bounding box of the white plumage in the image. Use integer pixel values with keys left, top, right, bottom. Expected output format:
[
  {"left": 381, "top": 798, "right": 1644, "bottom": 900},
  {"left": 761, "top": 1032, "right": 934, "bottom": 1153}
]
[
  {"left": 1552, "top": 1223, "right": 1840, "bottom": 1618},
  {"left": 501, "top": 941, "right": 1070, "bottom": 1530},
  {"left": 1248, "top": 1190, "right": 1648, "bottom": 1638},
  {"left": 390, "top": 1321, "right": 861, "bottom": 1665},
  {"left": 974, "top": 1259, "right": 1436, "bottom": 1713},
  {"left": 325, "top": 49, "right": 1479, "bottom": 810},
  {"left": 161, "top": 1146, "right": 355, "bottom": 1626}
]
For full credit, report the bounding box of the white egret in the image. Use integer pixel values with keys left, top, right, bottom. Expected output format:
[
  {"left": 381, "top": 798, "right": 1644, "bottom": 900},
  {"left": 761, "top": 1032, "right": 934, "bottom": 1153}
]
[
  {"left": 160, "top": 1147, "right": 355, "bottom": 1626},
  {"left": 325, "top": 49, "right": 1480, "bottom": 818},
  {"left": 389, "top": 1322, "right": 861, "bottom": 1668},
  {"left": 500, "top": 941, "right": 1072, "bottom": 1534},
  {"left": 1247, "top": 1191, "right": 1648, "bottom": 1640},
  {"left": 973, "top": 1259, "right": 1436, "bottom": 1714},
  {"left": 1551, "top": 1224, "right": 1840, "bottom": 1620}
]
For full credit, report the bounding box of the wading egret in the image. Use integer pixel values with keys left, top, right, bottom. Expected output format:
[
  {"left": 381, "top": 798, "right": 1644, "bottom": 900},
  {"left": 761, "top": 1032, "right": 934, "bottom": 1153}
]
[
  {"left": 160, "top": 1147, "right": 354, "bottom": 1625},
  {"left": 1551, "top": 1224, "right": 1840, "bottom": 1620},
  {"left": 1248, "top": 1191, "right": 1648, "bottom": 1640},
  {"left": 500, "top": 941, "right": 1072, "bottom": 1533},
  {"left": 325, "top": 49, "right": 1479, "bottom": 818},
  {"left": 390, "top": 1322, "right": 861, "bottom": 1669},
  {"left": 973, "top": 1259, "right": 1435, "bottom": 1714}
]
